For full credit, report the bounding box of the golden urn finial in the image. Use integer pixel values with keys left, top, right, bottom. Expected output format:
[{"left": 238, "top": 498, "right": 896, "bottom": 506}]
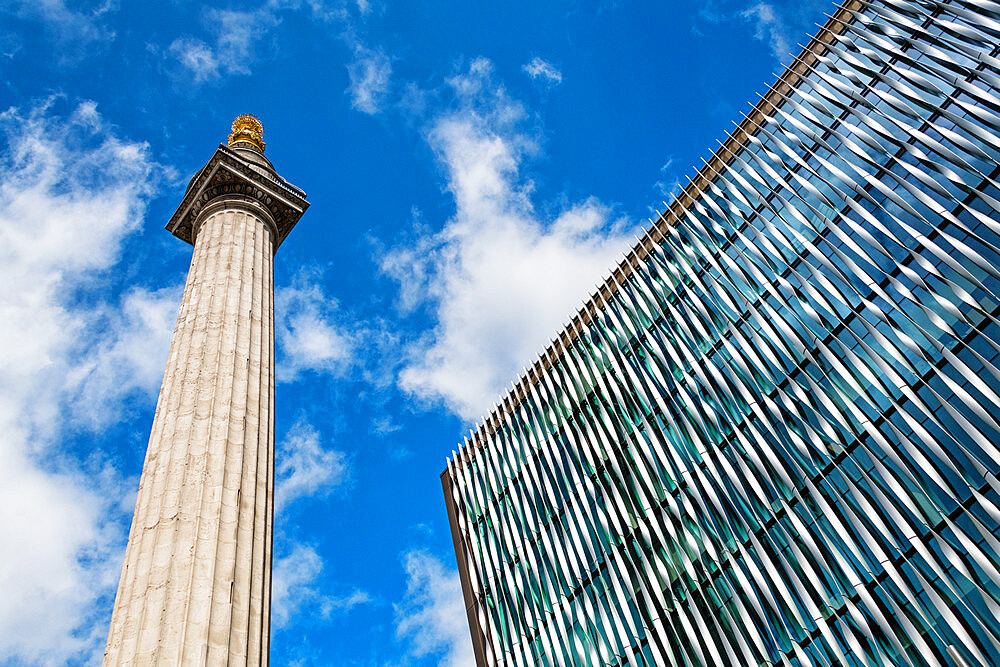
[{"left": 228, "top": 114, "right": 265, "bottom": 152}]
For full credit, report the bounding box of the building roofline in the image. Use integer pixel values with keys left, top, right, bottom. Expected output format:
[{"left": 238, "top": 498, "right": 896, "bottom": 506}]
[{"left": 446, "top": 0, "right": 863, "bottom": 470}]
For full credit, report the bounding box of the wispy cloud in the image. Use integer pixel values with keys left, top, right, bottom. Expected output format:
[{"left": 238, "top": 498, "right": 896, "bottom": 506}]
[
  {"left": 522, "top": 56, "right": 562, "bottom": 85},
  {"left": 276, "top": 419, "right": 349, "bottom": 510},
  {"left": 371, "top": 415, "right": 401, "bottom": 436},
  {"left": 168, "top": 5, "right": 280, "bottom": 82},
  {"left": 347, "top": 46, "right": 392, "bottom": 114},
  {"left": 740, "top": 2, "right": 793, "bottom": 64},
  {"left": 1, "top": 0, "right": 116, "bottom": 49},
  {"left": 167, "top": 37, "right": 221, "bottom": 83},
  {"left": 276, "top": 271, "right": 356, "bottom": 383},
  {"left": 381, "top": 58, "right": 635, "bottom": 419},
  {"left": 272, "top": 544, "right": 372, "bottom": 630},
  {"left": 164, "top": 0, "right": 380, "bottom": 84},
  {"left": 652, "top": 155, "right": 683, "bottom": 206},
  {"left": 0, "top": 99, "right": 164, "bottom": 664},
  {"left": 395, "top": 550, "right": 473, "bottom": 667},
  {"left": 741, "top": 0, "right": 838, "bottom": 64},
  {"left": 66, "top": 285, "right": 181, "bottom": 429},
  {"left": 695, "top": 0, "right": 834, "bottom": 65}
]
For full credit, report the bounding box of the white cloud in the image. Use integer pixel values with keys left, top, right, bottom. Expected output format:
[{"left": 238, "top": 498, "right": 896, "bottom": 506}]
[
  {"left": 653, "top": 155, "right": 683, "bottom": 203},
  {"left": 168, "top": 4, "right": 280, "bottom": 81},
  {"left": 276, "top": 419, "right": 349, "bottom": 510},
  {"left": 522, "top": 56, "right": 562, "bottom": 85},
  {"left": 272, "top": 544, "right": 372, "bottom": 630},
  {"left": 165, "top": 0, "right": 377, "bottom": 83},
  {"left": 326, "top": 589, "right": 373, "bottom": 613},
  {"left": 276, "top": 272, "right": 356, "bottom": 382},
  {"left": 694, "top": 0, "right": 832, "bottom": 65},
  {"left": 168, "top": 37, "right": 220, "bottom": 82},
  {"left": 736, "top": 0, "right": 837, "bottom": 65},
  {"left": 395, "top": 550, "right": 473, "bottom": 667},
  {"left": 381, "top": 59, "right": 635, "bottom": 420},
  {"left": 0, "top": 100, "right": 165, "bottom": 664},
  {"left": 740, "top": 3, "right": 792, "bottom": 63},
  {"left": 70, "top": 285, "right": 182, "bottom": 427},
  {"left": 347, "top": 46, "right": 392, "bottom": 114},
  {"left": 371, "top": 415, "right": 401, "bottom": 436},
  {"left": 211, "top": 7, "right": 272, "bottom": 74},
  {"left": 1, "top": 0, "right": 115, "bottom": 47}
]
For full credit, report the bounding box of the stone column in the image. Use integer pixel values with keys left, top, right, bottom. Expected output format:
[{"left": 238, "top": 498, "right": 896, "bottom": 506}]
[{"left": 104, "top": 116, "right": 308, "bottom": 666}]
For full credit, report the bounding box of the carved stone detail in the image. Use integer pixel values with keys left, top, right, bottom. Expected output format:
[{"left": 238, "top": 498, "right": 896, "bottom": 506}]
[{"left": 166, "top": 144, "right": 308, "bottom": 251}]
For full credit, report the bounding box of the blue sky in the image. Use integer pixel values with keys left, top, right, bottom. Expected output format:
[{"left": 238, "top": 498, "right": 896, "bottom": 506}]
[{"left": 0, "top": 0, "right": 834, "bottom": 664}]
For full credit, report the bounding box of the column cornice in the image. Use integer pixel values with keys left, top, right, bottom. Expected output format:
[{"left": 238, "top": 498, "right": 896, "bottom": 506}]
[{"left": 166, "top": 144, "right": 309, "bottom": 251}]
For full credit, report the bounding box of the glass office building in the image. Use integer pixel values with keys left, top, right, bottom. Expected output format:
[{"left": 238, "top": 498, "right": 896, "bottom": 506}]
[{"left": 441, "top": 0, "right": 1000, "bottom": 665}]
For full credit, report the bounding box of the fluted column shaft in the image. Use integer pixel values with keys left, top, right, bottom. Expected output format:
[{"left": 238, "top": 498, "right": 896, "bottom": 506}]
[{"left": 104, "top": 201, "right": 275, "bottom": 666}]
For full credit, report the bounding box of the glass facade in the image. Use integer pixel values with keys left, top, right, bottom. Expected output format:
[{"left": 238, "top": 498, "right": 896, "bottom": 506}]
[{"left": 441, "top": 0, "right": 1000, "bottom": 665}]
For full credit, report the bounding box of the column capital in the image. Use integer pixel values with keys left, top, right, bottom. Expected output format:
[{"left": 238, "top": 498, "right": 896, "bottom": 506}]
[{"left": 166, "top": 143, "right": 308, "bottom": 251}]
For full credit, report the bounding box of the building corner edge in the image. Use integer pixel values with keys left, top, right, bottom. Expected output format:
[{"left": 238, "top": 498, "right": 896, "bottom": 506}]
[{"left": 441, "top": 467, "right": 489, "bottom": 667}]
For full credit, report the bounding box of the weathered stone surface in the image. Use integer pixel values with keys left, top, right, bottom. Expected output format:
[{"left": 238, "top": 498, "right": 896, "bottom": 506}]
[
  {"left": 103, "top": 203, "right": 277, "bottom": 666},
  {"left": 105, "top": 117, "right": 305, "bottom": 666}
]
